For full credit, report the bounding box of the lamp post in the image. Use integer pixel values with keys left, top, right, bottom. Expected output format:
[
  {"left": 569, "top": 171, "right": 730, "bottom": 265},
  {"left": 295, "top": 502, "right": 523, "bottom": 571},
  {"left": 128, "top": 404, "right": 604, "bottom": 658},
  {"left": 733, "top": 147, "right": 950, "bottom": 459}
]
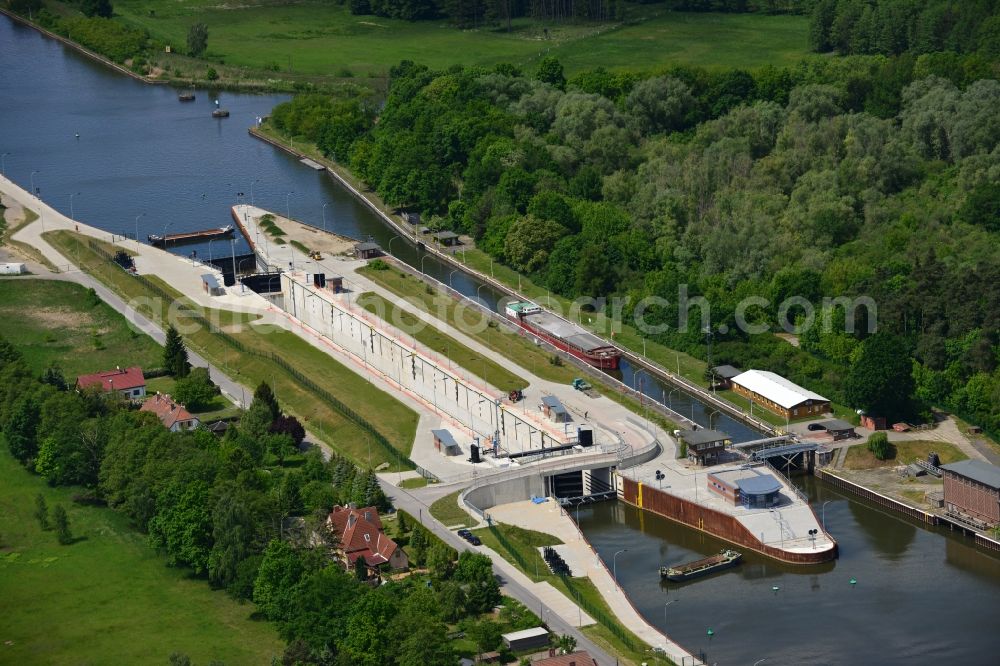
[
  {"left": 476, "top": 283, "right": 490, "bottom": 306},
  {"left": 249, "top": 178, "right": 260, "bottom": 206},
  {"left": 388, "top": 235, "right": 400, "bottom": 257},
  {"left": 753, "top": 659, "right": 768, "bottom": 666},
  {"left": 449, "top": 269, "right": 458, "bottom": 288},
  {"left": 208, "top": 238, "right": 217, "bottom": 263},
  {"left": 1, "top": 152, "right": 9, "bottom": 176},
  {"left": 613, "top": 548, "right": 627, "bottom": 587},
  {"left": 664, "top": 598, "right": 679, "bottom": 625},
  {"left": 69, "top": 192, "right": 80, "bottom": 219},
  {"left": 420, "top": 254, "right": 431, "bottom": 275},
  {"left": 821, "top": 500, "right": 832, "bottom": 531},
  {"left": 285, "top": 191, "right": 294, "bottom": 220},
  {"left": 30, "top": 170, "right": 39, "bottom": 196},
  {"left": 322, "top": 202, "right": 329, "bottom": 232},
  {"left": 134, "top": 213, "right": 144, "bottom": 248},
  {"left": 161, "top": 222, "right": 172, "bottom": 247}
]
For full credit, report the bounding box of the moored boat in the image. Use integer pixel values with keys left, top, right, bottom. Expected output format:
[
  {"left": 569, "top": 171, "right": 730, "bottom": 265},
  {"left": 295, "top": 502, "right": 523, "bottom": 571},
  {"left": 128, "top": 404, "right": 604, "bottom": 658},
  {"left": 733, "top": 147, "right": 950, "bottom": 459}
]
[
  {"left": 178, "top": 91, "right": 195, "bottom": 102},
  {"left": 504, "top": 301, "right": 621, "bottom": 370},
  {"left": 660, "top": 549, "right": 742, "bottom": 582}
]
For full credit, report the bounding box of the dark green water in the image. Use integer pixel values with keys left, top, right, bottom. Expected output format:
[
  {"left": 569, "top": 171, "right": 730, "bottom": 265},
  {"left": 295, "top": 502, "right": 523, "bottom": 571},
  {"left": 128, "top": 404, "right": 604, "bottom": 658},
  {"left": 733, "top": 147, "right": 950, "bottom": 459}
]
[{"left": 578, "top": 476, "right": 1000, "bottom": 665}]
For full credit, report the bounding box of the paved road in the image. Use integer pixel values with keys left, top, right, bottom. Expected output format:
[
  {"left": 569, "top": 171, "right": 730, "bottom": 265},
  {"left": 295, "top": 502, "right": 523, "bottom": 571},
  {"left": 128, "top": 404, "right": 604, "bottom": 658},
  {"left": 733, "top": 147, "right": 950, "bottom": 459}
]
[{"left": 379, "top": 479, "right": 621, "bottom": 666}]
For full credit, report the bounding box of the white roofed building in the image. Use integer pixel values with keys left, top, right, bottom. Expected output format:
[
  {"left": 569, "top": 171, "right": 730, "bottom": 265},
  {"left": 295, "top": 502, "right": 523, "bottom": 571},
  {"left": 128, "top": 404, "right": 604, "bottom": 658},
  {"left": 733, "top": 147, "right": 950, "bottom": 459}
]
[{"left": 730, "top": 370, "right": 831, "bottom": 420}]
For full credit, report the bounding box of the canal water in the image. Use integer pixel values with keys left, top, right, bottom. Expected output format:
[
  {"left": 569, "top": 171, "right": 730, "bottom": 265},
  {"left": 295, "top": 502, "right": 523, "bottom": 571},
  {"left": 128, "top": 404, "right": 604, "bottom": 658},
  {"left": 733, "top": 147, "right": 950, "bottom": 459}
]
[
  {"left": 578, "top": 476, "right": 1000, "bottom": 665},
  {"left": 0, "top": 14, "right": 759, "bottom": 442},
  {"left": 5, "top": 18, "right": 998, "bottom": 664}
]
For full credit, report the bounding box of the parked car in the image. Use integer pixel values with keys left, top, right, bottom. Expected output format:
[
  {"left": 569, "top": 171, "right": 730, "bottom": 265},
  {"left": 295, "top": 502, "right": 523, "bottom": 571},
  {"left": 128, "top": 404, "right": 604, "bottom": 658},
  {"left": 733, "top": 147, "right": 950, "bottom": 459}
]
[
  {"left": 807, "top": 423, "right": 826, "bottom": 431},
  {"left": 468, "top": 536, "right": 482, "bottom": 546},
  {"left": 457, "top": 529, "right": 472, "bottom": 539}
]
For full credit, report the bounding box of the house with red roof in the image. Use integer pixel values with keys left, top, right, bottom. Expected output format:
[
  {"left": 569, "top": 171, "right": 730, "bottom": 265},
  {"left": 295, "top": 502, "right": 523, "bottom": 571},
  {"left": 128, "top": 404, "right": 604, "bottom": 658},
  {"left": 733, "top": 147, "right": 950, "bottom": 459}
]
[
  {"left": 139, "top": 393, "right": 201, "bottom": 432},
  {"left": 76, "top": 366, "right": 146, "bottom": 400},
  {"left": 327, "top": 505, "right": 408, "bottom": 573}
]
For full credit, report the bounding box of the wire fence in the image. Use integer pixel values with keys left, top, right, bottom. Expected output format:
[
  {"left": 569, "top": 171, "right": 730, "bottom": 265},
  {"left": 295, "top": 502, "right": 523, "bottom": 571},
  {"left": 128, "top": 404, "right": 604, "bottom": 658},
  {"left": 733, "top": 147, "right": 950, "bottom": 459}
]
[{"left": 87, "top": 240, "right": 416, "bottom": 471}]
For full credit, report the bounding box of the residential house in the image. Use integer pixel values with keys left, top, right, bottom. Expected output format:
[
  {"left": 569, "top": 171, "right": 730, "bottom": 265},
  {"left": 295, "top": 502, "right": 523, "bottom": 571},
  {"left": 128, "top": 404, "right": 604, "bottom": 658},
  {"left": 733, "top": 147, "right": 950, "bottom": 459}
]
[
  {"left": 139, "top": 393, "right": 201, "bottom": 432},
  {"left": 327, "top": 506, "right": 408, "bottom": 574},
  {"left": 76, "top": 366, "right": 146, "bottom": 400}
]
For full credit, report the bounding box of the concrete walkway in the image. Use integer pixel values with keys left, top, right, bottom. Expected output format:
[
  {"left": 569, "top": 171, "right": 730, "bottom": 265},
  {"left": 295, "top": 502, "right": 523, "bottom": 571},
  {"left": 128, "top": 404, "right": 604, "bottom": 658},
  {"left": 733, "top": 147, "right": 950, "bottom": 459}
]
[{"left": 488, "top": 499, "right": 697, "bottom": 664}]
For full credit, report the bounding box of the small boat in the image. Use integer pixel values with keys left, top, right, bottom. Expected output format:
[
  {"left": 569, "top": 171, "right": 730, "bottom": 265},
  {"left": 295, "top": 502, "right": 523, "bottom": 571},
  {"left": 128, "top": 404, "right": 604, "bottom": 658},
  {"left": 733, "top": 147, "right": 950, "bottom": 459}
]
[
  {"left": 660, "top": 549, "right": 742, "bottom": 582},
  {"left": 148, "top": 225, "right": 234, "bottom": 248},
  {"left": 212, "top": 109, "right": 230, "bottom": 118},
  {"left": 178, "top": 91, "right": 196, "bottom": 102}
]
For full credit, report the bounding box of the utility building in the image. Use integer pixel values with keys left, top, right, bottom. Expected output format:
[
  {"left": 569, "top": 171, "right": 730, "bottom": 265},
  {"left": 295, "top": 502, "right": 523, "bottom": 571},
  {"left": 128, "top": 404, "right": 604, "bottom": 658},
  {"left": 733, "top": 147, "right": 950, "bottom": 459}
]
[
  {"left": 941, "top": 460, "right": 1000, "bottom": 528},
  {"left": 730, "top": 370, "right": 830, "bottom": 420},
  {"left": 677, "top": 429, "right": 730, "bottom": 466}
]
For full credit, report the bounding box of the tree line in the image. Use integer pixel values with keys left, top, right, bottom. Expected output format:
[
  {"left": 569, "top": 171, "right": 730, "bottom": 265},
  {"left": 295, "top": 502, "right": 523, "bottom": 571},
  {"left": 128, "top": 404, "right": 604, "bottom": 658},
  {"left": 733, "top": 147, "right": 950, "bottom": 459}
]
[
  {"left": 0, "top": 334, "right": 534, "bottom": 664},
  {"left": 268, "top": 45, "right": 1000, "bottom": 428},
  {"left": 809, "top": 0, "right": 1000, "bottom": 57}
]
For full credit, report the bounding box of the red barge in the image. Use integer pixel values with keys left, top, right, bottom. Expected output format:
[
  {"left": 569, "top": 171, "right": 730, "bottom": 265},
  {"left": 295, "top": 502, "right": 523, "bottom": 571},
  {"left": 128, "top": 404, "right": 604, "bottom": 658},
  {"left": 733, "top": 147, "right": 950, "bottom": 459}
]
[{"left": 505, "top": 301, "right": 621, "bottom": 370}]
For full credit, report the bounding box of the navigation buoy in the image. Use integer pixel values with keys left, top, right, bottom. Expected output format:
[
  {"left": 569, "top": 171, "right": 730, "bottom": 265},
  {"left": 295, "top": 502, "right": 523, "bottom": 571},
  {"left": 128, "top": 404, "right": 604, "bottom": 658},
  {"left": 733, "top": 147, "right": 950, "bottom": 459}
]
[
  {"left": 75, "top": 133, "right": 79, "bottom": 139},
  {"left": 849, "top": 577, "right": 857, "bottom": 586},
  {"left": 772, "top": 585, "right": 780, "bottom": 592},
  {"left": 707, "top": 628, "right": 714, "bottom": 638}
]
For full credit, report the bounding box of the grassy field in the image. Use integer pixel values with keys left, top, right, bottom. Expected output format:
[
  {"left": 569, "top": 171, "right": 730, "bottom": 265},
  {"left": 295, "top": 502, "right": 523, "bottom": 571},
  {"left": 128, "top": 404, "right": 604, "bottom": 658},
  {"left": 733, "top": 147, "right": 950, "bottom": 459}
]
[
  {"left": 843, "top": 439, "right": 968, "bottom": 470},
  {"left": 429, "top": 490, "right": 478, "bottom": 528},
  {"left": 0, "top": 279, "right": 162, "bottom": 377},
  {"left": 109, "top": 1, "right": 807, "bottom": 78},
  {"left": 44, "top": 230, "right": 419, "bottom": 470},
  {"left": 0, "top": 449, "right": 283, "bottom": 664},
  {"left": 0, "top": 201, "right": 58, "bottom": 272},
  {"left": 358, "top": 290, "right": 528, "bottom": 392}
]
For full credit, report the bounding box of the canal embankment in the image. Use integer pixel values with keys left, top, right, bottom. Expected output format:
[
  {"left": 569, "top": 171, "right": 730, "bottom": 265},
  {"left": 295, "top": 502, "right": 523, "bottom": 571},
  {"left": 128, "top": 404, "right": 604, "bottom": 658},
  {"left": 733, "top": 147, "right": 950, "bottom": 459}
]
[{"left": 246, "top": 124, "right": 775, "bottom": 438}]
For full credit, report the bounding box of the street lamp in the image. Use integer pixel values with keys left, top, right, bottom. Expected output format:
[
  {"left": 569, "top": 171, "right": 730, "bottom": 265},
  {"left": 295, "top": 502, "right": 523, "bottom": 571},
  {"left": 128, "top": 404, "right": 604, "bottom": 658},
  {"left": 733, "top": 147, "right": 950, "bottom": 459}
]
[
  {"left": 285, "top": 191, "right": 294, "bottom": 219},
  {"left": 69, "top": 192, "right": 80, "bottom": 219},
  {"left": 664, "top": 598, "right": 678, "bottom": 624},
  {"left": 388, "top": 235, "right": 401, "bottom": 257},
  {"left": 753, "top": 659, "right": 768, "bottom": 666},
  {"left": 821, "top": 500, "right": 832, "bottom": 531},
  {"left": 322, "top": 202, "right": 329, "bottom": 232},
  {"left": 449, "top": 269, "right": 458, "bottom": 288},
  {"left": 208, "top": 238, "right": 216, "bottom": 263},
  {"left": 161, "top": 222, "right": 172, "bottom": 247},
  {"left": 1, "top": 152, "right": 9, "bottom": 176},
  {"left": 613, "top": 548, "right": 627, "bottom": 587},
  {"left": 134, "top": 213, "right": 144, "bottom": 247},
  {"left": 249, "top": 178, "right": 260, "bottom": 206},
  {"left": 30, "top": 170, "right": 39, "bottom": 196},
  {"left": 476, "top": 283, "right": 489, "bottom": 305},
  {"left": 420, "top": 254, "right": 431, "bottom": 275}
]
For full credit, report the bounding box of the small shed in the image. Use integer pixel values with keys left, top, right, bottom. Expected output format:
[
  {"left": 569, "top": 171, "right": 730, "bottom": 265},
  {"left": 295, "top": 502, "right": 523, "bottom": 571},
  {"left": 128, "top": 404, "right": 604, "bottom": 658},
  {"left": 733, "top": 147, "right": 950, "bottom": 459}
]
[
  {"left": 711, "top": 364, "right": 741, "bottom": 389},
  {"left": 502, "top": 626, "right": 549, "bottom": 651},
  {"left": 540, "top": 395, "right": 571, "bottom": 423},
  {"left": 201, "top": 273, "right": 226, "bottom": 296},
  {"left": 815, "top": 418, "right": 857, "bottom": 440},
  {"left": 0, "top": 262, "right": 27, "bottom": 275},
  {"left": 431, "top": 429, "right": 462, "bottom": 456},
  {"left": 678, "top": 429, "right": 730, "bottom": 466},
  {"left": 432, "top": 230, "right": 460, "bottom": 246},
  {"left": 354, "top": 241, "right": 383, "bottom": 259}
]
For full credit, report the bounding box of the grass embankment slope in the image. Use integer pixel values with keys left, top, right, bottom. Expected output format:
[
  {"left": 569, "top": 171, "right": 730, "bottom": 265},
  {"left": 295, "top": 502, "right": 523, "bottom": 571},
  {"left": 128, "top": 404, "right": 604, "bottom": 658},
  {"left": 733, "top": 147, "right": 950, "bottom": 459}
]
[
  {"left": 44, "top": 230, "right": 418, "bottom": 470},
  {"left": 111, "top": 1, "right": 807, "bottom": 77},
  {"left": 358, "top": 290, "right": 528, "bottom": 393},
  {"left": 473, "top": 522, "right": 653, "bottom": 666},
  {"left": 429, "top": 490, "right": 478, "bottom": 529}
]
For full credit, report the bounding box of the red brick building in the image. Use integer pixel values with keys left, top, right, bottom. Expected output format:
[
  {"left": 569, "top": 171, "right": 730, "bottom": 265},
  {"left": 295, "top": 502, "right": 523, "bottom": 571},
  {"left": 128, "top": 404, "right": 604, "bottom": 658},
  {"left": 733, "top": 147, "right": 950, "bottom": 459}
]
[
  {"left": 941, "top": 460, "right": 1000, "bottom": 528},
  {"left": 327, "top": 506, "right": 408, "bottom": 572},
  {"left": 139, "top": 393, "right": 200, "bottom": 432}
]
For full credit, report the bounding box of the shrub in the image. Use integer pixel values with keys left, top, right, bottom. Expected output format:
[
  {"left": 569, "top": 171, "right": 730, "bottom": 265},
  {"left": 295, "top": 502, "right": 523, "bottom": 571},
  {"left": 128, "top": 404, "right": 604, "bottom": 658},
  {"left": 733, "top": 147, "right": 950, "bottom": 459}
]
[
  {"left": 868, "top": 432, "right": 892, "bottom": 460},
  {"left": 206, "top": 67, "right": 218, "bottom": 81}
]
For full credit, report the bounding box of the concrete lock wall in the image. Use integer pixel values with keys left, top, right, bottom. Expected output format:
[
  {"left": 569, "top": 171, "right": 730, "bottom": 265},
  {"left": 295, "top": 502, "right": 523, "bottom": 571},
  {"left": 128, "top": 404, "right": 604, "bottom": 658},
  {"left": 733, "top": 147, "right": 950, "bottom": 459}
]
[
  {"left": 465, "top": 474, "right": 547, "bottom": 512},
  {"left": 281, "top": 274, "right": 564, "bottom": 455}
]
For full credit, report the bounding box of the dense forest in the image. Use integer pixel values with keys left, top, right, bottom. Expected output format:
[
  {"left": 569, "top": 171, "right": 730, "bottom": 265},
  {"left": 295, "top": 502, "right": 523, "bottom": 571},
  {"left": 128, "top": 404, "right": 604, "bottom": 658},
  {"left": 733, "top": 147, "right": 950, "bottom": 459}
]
[
  {"left": 269, "top": 31, "right": 1000, "bottom": 431},
  {"left": 809, "top": 0, "right": 1000, "bottom": 56},
  {"left": 0, "top": 337, "right": 524, "bottom": 665},
  {"left": 347, "top": 0, "right": 806, "bottom": 27}
]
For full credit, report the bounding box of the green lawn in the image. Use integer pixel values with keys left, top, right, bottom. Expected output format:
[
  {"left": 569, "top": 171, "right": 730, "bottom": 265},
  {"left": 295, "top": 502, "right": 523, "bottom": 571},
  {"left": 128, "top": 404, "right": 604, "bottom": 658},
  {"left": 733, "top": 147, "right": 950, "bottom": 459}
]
[
  {"left": 0, "top": 449, "right": 283, "bottom": 664},
  {"left": 843, "top": 439, "right": 968, "bottom": 470},
  {"left": 43, "top": 230, "right": 419, "bottom": 470},
  {"left": 429, "top": 490, "right": 478, "bottom": 528},
  {"left": 358, "top": 290, "right": 528, "bottom": 392},
  {"left": 397, "top": 476, "right": 429, "bottom": 489},
  {"left": 109, "top": 1, "right": 807, "bottom": 79},
  {"left": 0, "top": 279, "right": 162, "bottom": 377}
]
